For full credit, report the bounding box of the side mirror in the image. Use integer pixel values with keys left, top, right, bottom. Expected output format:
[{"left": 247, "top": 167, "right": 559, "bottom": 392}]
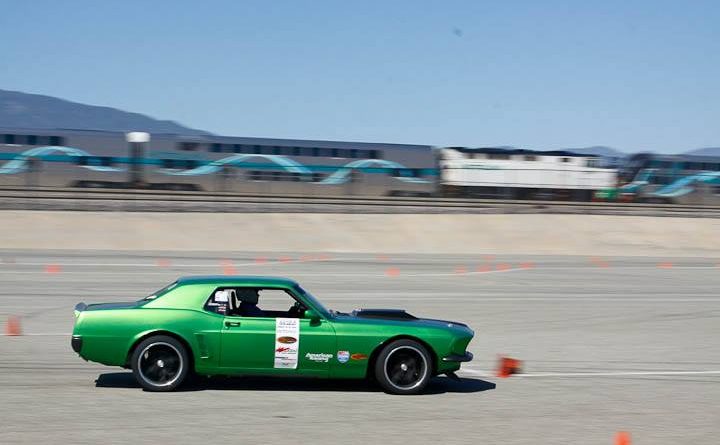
[{"left": 304, "top": 308, "right": 321, "bottom": 324}]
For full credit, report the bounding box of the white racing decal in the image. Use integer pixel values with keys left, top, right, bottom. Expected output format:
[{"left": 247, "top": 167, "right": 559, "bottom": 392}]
[
  {"left": 305, "top": 353, "right": 333, "bottom": 363},
  {"left": 274, "top": 318, "right": 299, "bottom": 369}
]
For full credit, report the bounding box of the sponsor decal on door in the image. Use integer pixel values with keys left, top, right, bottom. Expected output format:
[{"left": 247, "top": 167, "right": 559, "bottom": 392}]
[
  {"left": 305, "top": 353, "right": 333, "bottom": 363},
  {"left": 274, "top": 318, "right": 299, "bottom": 369}
]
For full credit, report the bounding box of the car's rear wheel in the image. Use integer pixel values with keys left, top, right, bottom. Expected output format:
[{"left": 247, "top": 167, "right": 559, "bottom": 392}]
[
  {"left": 131, "top": 335, "right": 189, "bottom": 392},
  {"left": 374, "top": 339, "right": 432, "bottom": 395}
]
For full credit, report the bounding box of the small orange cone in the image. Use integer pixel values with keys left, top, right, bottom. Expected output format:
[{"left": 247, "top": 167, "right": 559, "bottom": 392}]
[
  {"left": 5, "top": 316, "right": 21, "bottom": 336},
  {"left": 156, "top": 258, "right": 171, "bottom": 268},
  {"left": 589, "top": 257, "right": 609, "bottom": 267},
  {"left": 496, "top": 356, "right": 522, "bottom": 378},
  {"left": 278, "top": 256, "right": 292, "bottom": 263},
  {"left": 45, "top": 264, "right": 61, "bottom": 274},
  {"left": 385, "top": 267, "right": 400, "bottom": 277},
  {"left": 615, "top": 431, "right": 631, "bottom": 445},
  {"left": 454, "top": 266, "right": 467, "bottom": 274},
  {"left": 477, "top": 264, "right": 491, "bottom": 273},
  {"left": 657, "top": 262, "right": 673, "bottom": 269},
  {"left": 220, "top": 259, "right": 236, "bottom": 275},
  {"left": 255, "top": 257, "right": 268, "bottom": 264},
  {"left": 496, "top": 263, "right": 511, "bottom": 271}
]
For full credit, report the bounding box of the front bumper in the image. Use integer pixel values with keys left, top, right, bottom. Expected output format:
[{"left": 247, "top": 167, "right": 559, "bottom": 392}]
[
  {"left": 71, "top": 335, "right": 83, "bottom": 354},
  {"left": 442, "top": 351, "right": 473, "bottom": 363}
]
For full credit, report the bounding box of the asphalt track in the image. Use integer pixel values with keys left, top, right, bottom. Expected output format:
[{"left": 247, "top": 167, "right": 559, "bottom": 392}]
[{"left": 1, "top": 250, "right": 719, "bottom": 444}]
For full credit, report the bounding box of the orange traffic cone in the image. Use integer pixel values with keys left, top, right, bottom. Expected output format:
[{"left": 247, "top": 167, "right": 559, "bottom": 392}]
[
  {"left": 615, "top": 431, "right": 631, "bottom": 445},
  {"left": 156, "top": 258, "right": 171, "bottom": 268},
  {"left": 45, "top": 264, "right": 62, "bottom": 274},
  {"left": 385, "top": 267, "right": 400, "bottom": 277},
  {"left": 496, "top": 356, "right": 522, "bottom": 378},
  {"left": 5, "top": 316, "right": 22, "bottom": 336}
]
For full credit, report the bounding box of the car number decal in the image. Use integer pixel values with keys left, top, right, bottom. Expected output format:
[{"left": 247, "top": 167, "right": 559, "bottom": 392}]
[{"left": 274, "top": 318, "right": 299, "bottom": 369}]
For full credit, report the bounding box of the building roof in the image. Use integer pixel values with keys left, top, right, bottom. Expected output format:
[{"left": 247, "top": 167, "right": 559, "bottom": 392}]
[
  {"left": 0, "top": 127, "right": 432, "bottom": 151},
  {"left": 626, "top": 152, "right": 720, "bottom": 163},
  {"left": 443, "top": 146, "right": 596, "bottom": 157}
]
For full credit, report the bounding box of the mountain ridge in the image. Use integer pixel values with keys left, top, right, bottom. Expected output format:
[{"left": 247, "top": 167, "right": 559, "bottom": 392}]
[{"left": 0, "top": 89, "right": 209, "bottom": 136}]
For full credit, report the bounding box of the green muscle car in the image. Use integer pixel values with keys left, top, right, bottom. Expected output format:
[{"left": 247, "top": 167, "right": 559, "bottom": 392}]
[{"left": 71, "top": 276, "right": 474, "bottom": 394}]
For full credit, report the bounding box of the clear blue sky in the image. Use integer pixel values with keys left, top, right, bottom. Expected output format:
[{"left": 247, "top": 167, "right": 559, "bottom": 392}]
[{"left": 1, "top": 0, "right": 718, "bottom": 152}]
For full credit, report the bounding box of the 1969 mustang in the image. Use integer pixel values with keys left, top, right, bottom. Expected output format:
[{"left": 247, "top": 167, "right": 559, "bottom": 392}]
[{"left": 71, "top": 276, "right": 474, "bottom": 394}]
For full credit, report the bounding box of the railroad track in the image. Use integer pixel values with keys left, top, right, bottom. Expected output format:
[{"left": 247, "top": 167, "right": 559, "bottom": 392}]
[{"left": 1, "top": 187, "right": 720, "bottom": 217}]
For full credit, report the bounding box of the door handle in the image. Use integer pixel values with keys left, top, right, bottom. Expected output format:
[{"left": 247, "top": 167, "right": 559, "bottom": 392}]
[{"left": 225, "top": 321, "right": 241, "bottom": 327}]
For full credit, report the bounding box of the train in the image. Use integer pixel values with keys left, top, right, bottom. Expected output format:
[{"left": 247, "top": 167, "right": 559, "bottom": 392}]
[
  {"left": 439, "top": 146, "right": 616, "bottom": 201},
  {"left": 615, "top": 153, "right": 720, "bottom": 204},
  {"left": 0, "top": 128, "right": 617, "bottom": 200}
]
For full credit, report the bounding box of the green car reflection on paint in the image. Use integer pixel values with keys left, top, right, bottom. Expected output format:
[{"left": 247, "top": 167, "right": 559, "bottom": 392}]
[{"left": 71, "top": 276, "right": 474, "bottom": 395}]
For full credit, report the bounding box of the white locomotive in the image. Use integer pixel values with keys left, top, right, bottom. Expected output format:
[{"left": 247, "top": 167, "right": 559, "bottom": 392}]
[{"left": 439, "top": 147, "right": 617, "bottom": 200}]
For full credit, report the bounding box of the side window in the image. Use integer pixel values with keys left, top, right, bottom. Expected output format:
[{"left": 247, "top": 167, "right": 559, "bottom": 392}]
[
  {"left": 204, "top": 289, "right": 230, "bottom": 315},
  {"left": 49, "top": 136, "right": 64, "bottom": 145},
  {"left": 212, "top": 287, "right": 304, "bottom": 318},
  {"left": 257, "top": 289, "right": 298, "bottom": 312}
]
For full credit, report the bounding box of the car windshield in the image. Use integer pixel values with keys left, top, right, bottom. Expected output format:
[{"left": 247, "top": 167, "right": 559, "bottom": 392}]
[
  {"left": 140, "top": 281, "right": 178, "bottom": 301},
  {"left": 294, "top": 285, "right": 332, "bottom": 318}
]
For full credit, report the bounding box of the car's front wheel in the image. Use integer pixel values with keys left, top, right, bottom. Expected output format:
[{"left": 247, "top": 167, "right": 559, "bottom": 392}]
[
  {"left": 374, "top": 339, "right": 432, "bottom": 395},
  {"left": 131, "top": 335, "right": 189, "bottom": 392}
]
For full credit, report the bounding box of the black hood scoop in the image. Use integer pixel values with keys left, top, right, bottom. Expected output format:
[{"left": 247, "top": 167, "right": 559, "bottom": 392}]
[{"left": 352, "top": 308, "right": 418, "bottom": 321}]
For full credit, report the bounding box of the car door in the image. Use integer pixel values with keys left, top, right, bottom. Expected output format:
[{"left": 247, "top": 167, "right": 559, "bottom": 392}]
[{"left": 220, "top": 288, "right": 336, "bottom": 376}]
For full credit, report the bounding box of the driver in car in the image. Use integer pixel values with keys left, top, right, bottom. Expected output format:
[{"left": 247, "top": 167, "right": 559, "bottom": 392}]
[{"left": 236, "top": 289, "right": 265, "bottom": 317}]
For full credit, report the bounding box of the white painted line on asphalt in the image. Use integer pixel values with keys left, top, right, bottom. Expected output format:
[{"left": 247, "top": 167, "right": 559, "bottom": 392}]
[
  {"left": 461, "top": 368, "right": 720, "bottom": 378},
  {"left": 397, "top": 268, "right": 528, "bottom": 277},
  {"left": 0, "top": 271, "right": 180, "bottom": 275},
  {"left": 16, "top": 333, "right": 69, "bottom": 336},
  {"left": 3, "top": 261, "right": 719, "bottom": 269},
  {"left": 0, "top": 333, "right": 70, "bottom": 337},
  {"left": 2, "top": 259, "right": 336, "bottom": 268},
  {"left": 0, "top": 269, "right": 530, "bottom": 277}
]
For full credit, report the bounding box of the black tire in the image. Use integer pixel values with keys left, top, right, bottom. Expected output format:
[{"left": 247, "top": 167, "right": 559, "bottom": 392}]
[
  {"left": 374, "top": 339, "right": 432, "bottom": 395},
  {"left": 131, "top": 335, "right": 189, "bottom": 392}
]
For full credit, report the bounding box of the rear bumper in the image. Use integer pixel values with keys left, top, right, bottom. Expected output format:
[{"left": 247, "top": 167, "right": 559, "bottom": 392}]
[
  {"left": 442, "top": 351, "right": 473, "bottom": 363},
  {"left": 71, "top": 335, "right": 83, "bottom": 354}
]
